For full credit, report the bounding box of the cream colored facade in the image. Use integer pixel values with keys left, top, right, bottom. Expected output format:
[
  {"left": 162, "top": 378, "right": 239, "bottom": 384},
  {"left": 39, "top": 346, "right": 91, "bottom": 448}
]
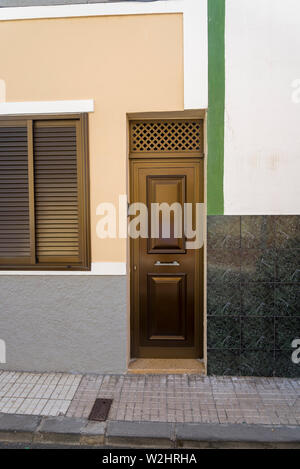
[
  {"left": 0, "top": 13, "right": 184, "bottom": 263},
  {"left": 0, "top": 4, "right": 208, "bottom": 374}
]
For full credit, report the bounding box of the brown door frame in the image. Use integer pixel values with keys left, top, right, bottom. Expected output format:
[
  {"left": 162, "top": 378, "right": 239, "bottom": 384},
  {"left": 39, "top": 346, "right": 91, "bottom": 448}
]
[{"left": 129, "top": 156, "right": 204, "bottom": 359}]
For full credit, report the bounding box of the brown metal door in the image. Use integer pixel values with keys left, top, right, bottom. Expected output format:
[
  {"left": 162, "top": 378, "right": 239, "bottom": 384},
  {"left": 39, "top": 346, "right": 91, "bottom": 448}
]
[{"left": 130, "top": 159, "right": 203, "bottom": 359}]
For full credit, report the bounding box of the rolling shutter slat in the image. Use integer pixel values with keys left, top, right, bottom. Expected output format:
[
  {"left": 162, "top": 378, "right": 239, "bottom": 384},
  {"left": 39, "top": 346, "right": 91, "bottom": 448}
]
[
  {"left": 34, "top": 124, "right": 80, "bottom": 260},
  {"left": 0, "top": 126, "right": 31, "bottom": 260}
]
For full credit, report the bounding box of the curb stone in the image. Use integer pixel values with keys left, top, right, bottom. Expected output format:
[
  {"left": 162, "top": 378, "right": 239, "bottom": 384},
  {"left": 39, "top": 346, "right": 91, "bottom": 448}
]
[
  {"left": 0, "top": 414, "right": 42, "bottom": 443},
  {"left": 0, "top": 413, "right": 299, "bottom": 448},
  {"left": 34, "top": 417, "right": 87, "bottom": 444},
  {"left": 106, "top": 421, "right": 175, "bottom": 448},
  {"left": 175, "top": 423, "right": 300, "bottom": 449},
  {"left": 80, "top": 421, "right": 106, "bottom": 445}
]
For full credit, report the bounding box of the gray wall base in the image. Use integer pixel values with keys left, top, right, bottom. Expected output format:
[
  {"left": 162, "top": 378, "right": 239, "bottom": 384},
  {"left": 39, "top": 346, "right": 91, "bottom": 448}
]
[{"left": 0, "top": 276, "right": 127, "bottom": 374}]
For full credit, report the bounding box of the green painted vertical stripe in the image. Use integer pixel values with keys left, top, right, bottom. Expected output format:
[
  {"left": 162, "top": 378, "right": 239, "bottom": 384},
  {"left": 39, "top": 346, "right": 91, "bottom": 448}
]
[{"left": 207, "top": 0, "right": 225, "bottom": 215}]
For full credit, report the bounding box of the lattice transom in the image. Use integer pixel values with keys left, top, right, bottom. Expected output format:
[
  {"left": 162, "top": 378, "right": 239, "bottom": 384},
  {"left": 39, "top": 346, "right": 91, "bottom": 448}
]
[{"left": 130, "top": 120, "right": 202, "bottom": 154}]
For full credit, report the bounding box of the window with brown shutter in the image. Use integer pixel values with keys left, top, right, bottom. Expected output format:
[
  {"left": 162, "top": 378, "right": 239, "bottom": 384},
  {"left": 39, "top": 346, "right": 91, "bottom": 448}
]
[{"left": 0, "top": 114, "right": 90, "bottom": 270}]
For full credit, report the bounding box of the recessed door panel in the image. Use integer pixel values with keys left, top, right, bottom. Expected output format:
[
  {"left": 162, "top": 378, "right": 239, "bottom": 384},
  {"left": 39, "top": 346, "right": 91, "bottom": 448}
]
[
  {"left": 146, "top": 274, "right": 186, "bottom": 342},
  {"left": 147, "top": 175, "right": 186, "bottom": 253}
]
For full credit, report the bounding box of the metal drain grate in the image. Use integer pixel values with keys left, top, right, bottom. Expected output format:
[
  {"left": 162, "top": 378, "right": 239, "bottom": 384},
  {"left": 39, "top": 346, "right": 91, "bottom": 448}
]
[{"left": 88, "top": 398, "right": 113, "bottom": 422}]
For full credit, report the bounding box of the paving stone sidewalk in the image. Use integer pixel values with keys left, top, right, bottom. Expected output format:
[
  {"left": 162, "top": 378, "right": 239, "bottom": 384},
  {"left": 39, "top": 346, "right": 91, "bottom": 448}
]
[{"left": 0, "top": 371, "right": 299, "bottom": 426}]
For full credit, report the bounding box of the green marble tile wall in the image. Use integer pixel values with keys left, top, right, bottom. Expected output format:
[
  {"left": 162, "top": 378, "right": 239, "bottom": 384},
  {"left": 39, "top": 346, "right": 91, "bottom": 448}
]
[{"left": 207, "top": 216, "right": 300, "bottom": 377}]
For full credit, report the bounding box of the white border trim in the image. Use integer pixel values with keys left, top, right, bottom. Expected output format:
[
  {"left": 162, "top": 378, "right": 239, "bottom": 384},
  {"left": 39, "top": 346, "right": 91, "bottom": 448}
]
[
  {"left": 0, "top": 1, "right": 183, "bottom": 21},
  {"left": 0, "top": 99, "right": 94, "bottom": 116},
  {"left": 183, "top": 0, "right": 208, "bottom": 109},
  {"left": 0, "top": 1, "right": 208, "bottom": 111},
  {"left": 0, "top": 262, "right": 127, "bottom": 276}
]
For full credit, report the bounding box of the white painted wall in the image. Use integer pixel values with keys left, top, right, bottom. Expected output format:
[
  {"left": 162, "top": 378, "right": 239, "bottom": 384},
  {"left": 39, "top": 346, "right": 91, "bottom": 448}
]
[{"left": 224, "top": 0, "right": 300, "bottom": 214}]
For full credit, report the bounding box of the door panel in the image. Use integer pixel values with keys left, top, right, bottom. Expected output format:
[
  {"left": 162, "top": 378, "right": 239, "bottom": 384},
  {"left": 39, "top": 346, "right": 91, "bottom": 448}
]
[
  {"left": 130, "top": 159, "right": 203, "bottom": 359},
  {"left": 146, "top": 273, "right": 187, "bottom": 342},
  {"left": 147, "top": 175, "right": 186, "bottom": 253}
]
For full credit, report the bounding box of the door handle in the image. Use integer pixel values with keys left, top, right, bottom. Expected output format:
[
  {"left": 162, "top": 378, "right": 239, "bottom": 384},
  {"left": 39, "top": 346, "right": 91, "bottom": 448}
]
[{"left": 154, "top": 261, "right": 180, "bottom": 266}]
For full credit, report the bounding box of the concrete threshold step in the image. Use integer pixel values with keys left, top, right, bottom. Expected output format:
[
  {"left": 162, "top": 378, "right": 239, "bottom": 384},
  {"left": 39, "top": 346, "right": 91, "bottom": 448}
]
[
  {"left": 0, "top": 413, "right": 299, "bottom": 448},
  {"left": 128, "top": 359, "right": 206, "bottom": 375}
]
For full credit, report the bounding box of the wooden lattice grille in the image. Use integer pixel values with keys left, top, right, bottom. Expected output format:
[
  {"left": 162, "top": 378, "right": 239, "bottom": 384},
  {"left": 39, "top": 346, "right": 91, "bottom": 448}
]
[{"left": 130, "top": 120, "right": 203, "bottom": 155}]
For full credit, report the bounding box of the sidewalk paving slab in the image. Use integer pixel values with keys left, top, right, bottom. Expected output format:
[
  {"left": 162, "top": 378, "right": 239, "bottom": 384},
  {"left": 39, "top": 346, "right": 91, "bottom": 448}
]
[{"left": 0, "top": 371, "right": 299, "bottom": 447}]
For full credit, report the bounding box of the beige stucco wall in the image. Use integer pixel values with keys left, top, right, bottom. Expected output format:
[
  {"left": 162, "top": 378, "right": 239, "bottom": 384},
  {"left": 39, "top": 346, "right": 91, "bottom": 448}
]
[{"left": 0, "top": 13, "right": 184, "bottom": 263}]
